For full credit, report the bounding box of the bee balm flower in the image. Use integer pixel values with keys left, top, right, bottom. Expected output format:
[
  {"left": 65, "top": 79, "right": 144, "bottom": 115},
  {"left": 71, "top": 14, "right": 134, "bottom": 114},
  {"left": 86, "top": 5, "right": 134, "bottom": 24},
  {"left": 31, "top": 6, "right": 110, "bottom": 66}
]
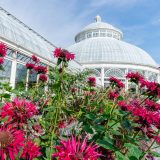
[{"left": 52, "top": 136, "right": 101, "bottom": 160}]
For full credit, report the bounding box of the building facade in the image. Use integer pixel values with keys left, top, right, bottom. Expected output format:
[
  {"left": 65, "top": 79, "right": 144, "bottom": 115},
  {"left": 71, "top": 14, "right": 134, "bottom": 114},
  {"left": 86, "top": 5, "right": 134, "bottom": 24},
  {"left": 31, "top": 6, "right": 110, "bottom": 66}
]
[{"left": 67, "top": 15, "right": 160, "bottom": 88}]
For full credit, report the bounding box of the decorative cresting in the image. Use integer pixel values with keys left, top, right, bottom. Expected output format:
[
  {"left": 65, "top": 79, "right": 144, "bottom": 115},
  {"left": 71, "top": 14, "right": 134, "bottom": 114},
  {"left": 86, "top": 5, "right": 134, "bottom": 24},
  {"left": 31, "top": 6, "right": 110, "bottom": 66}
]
[{"left": 104, "top": 68, "right": 125, "bottom": 78}]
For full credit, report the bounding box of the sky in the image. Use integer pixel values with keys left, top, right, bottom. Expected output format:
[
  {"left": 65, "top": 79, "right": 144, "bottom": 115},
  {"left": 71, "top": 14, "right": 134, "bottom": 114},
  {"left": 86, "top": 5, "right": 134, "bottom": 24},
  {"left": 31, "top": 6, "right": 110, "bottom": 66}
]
[{"left": 0, "top": 0, "right": 160, "bottom": 64}]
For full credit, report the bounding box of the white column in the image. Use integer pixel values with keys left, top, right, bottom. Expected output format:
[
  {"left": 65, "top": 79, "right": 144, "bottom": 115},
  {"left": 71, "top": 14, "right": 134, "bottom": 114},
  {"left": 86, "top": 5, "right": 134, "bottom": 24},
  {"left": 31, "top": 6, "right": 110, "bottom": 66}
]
[
  {"left": 125, "top": 68, "right": 129, "bottom": 91},
  {"left": 101, "top": 67, "right": 104, "bottom": 88},
  {"left": 10, "top": 52, "right": 17, "bottom": 89},
  {"left": 25, "top": 69, "right": 29, "bottom": 91}
]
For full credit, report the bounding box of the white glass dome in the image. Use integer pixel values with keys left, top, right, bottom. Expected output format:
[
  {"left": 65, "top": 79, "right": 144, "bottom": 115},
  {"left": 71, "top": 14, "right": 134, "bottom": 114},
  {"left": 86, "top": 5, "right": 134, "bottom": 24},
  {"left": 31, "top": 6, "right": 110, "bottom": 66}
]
[{"left": 68, "top": 15, "right": 157, "bottom": 68}]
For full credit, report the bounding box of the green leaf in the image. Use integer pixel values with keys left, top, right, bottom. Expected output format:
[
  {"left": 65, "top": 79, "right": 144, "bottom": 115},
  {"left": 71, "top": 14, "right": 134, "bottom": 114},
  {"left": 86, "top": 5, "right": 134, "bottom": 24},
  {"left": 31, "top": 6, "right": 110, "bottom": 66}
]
[
  {"left": 94, "top": 116, "right": 108, "bottom": 124},
  {"left": 111, "top": 130, "right": 122, "bottom": 136},
  {"left": 129, "top": 156, "right": 138, "bottom": 160},
  {"left": 115, "top": 151, "right": 126, "bottom": 160},
  {"left": 122, "top": 119, "right": 132, "bottom": 130},
  {"left": 96, "top": 139, "right": 115, "bottom": 150},
  {"left": 45, "top": 147, "right": 52, "bottom": 159},
  {"left": 93, "top": 125, "right": 106, "bottom": 132},
  {"left": 57, "top": 58, "right": 62, "bottom": 65},
  {"left": 117, "top": 95, "right": 124, "bottom": 100},
  {"left": 85, "top": 113, "right": 96, "bottom": 120},
  {"left": 124, "top": 143, "right": 142, "bottom": 159},
  {"left": 83, "top": 125, "right": 93, "bottom": 134},
  {"left": 2, "top": 93, "right": 11, "bottom": 98}
]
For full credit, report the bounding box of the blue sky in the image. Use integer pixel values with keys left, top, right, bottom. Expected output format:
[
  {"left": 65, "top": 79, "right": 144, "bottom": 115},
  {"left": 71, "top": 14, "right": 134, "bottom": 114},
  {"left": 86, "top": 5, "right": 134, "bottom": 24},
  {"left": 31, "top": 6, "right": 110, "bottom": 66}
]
[{"left": 0, "top": 0, "right": 160, "bottom": 64}]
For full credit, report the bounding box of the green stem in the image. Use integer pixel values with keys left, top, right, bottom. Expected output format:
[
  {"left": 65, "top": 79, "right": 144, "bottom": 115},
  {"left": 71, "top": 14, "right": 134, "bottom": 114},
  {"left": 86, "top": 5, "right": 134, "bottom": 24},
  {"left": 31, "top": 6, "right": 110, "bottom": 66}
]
[{"left": 50, "top": 61, "right": 65, "bottom": 159}]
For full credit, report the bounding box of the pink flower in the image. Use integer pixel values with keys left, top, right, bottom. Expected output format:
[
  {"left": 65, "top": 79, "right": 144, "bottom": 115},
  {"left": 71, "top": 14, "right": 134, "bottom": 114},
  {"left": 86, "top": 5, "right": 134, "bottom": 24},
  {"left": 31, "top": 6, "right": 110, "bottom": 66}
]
[
  {"left": 53, "top": 48, "right": 75, "bottom": 61},
  {"left": 26, "top": 63, "right": 35, "bottom": 70},
  {"left": 132, "top": 107, "right": 147, "bottom": 119},
  {"left": 154, "top": 136, "right": 160, "bottom": 144},
  {"left": 34, "top": 65, "right": 47, "bottom": 74},
  {"left": 0, "top": 98, "right": 38, "bottom": 124},
  {"left": 109, "top": 77, "right": 124, "bottom": 88},
  {"left": 0, "top": 57, "right": 4, "bottom": 64},
  {"left": 39, "top": 74, "right": 48, "bottom": 82},
  {"left": 118, "top": 100, "right": 133, "bottom": 111},
  {"left": 0, "top": 43, "right": 7, "bottom": 57},
  {"left": 31, "top": 55, "right": 40, "bottom": 63},
  {"left": 21, "top": 141, "right": 41, "bottom": 160},
  {"left": 145, "top": 99, "right": 160, "bottom": 111},
  {"left": 53, "top": 48, "right": 62, "bottom": 58},
  {"left": 0, "top": 125, "right": 24, "bottom": 160},
  {"left": 52, "top": 136, "right": 101, "bottom": 160},
  {"left": 65, "top": 51, "right": 75, "bottom": 61},
  {"left": 126, "top": 72, "right": 144, "bottom": 84},
  {"left": 87, "top": 77, "right": 96, "bottom": 87},
  {"left": 58, "top": 121, "right": 66, "bottom": 129},
  {"left": 140, "top": 80, "right": 160, "bottom": 98},
  {"left": 108, "top": 91, "right": 118, "bottom": 100}
]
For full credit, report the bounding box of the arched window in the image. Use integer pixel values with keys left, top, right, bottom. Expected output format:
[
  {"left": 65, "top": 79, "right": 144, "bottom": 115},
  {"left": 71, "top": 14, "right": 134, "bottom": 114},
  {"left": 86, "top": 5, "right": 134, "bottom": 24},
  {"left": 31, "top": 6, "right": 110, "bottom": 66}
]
[{"left": 104, "top": 68, "right": 124, "bottom": 78}]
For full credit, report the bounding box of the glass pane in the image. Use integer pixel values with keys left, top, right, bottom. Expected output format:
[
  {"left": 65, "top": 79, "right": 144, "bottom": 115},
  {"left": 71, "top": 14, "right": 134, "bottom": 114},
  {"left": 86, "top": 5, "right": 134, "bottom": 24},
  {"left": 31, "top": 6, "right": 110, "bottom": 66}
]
[
  {"left": 17, "top": 52, "right": 31, "bottom": 63},
  {"left": 7, "top": 48, "right": 14, "bottom": 57},
  {"left": 0, "top": 59, "right": 12, "bottom": 82},
  {"left": 28, "top": 70, "right": 37, "bottom": 88},
  {"left": 15, "top": 63, "right": 27, "bottom": 89}
]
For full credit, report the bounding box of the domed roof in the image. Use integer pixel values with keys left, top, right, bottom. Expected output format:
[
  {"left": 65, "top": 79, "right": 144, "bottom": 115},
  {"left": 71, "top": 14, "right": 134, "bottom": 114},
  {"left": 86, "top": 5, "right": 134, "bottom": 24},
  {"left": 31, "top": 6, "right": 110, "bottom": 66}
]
[
  {"left": 68, "top": 16, "right": 157, "bottom": 68},
  {"left": 67, "top": 37, "right": 157, "bottom": 67}
]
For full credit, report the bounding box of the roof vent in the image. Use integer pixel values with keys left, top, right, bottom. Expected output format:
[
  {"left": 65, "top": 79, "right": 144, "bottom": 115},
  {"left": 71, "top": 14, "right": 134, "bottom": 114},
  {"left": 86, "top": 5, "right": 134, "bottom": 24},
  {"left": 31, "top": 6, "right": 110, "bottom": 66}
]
[{"left": 95, "top": 15, "right": 101, "bottom": 22}]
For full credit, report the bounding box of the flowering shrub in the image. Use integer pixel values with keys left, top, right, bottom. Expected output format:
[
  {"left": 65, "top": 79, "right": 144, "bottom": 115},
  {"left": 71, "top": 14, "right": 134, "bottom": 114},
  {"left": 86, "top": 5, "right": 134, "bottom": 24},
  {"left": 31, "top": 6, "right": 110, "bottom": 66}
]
[{"left": 0, "top": 46, "right": 160, "bottom": 159}]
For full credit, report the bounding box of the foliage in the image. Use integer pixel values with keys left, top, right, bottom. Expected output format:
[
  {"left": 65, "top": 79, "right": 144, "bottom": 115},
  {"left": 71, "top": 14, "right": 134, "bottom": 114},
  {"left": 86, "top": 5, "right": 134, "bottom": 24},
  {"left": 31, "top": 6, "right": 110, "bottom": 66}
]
[{"left": 0, "top": 45, "right": 160, "bottom": 159}]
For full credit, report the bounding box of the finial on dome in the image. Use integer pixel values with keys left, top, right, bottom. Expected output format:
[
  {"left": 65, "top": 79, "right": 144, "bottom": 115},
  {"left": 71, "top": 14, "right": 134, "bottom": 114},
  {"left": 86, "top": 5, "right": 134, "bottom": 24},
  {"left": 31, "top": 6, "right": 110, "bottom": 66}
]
[{"left": 95, "top": 15, "right": 101, "bottom": 22}]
